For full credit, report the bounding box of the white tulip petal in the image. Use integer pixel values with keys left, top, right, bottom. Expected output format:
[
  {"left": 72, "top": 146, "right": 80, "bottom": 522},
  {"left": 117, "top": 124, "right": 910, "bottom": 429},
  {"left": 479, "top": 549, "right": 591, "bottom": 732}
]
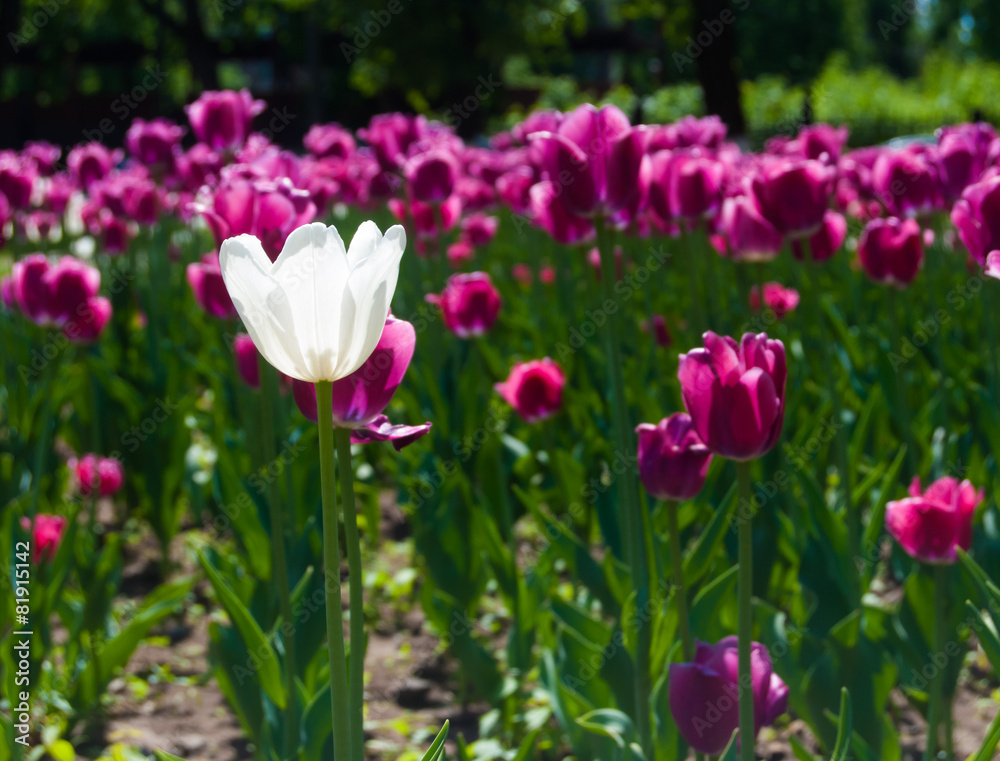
[{"left": 218, "top": 221, "right": 405, "bottom": 383}]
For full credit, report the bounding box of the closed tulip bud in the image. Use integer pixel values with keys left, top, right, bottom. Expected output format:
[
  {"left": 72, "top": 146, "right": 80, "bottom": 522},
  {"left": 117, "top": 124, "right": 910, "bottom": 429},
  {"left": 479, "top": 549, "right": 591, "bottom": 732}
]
[
  {"left": 20, "top": 515, "right": 68, "bottom": 563},
  {"left": 669, "top": 637, "right": 788, "bottom": 755},
  {"left": 426, "top": 272, "right": 502, "bottom": 338},
  {"left": 67, "top": 143, "right": 122, "bottom": 190},
  {"left": 125, "top": 118, "right": 186, "bottom": 174},
  {"left": 886, "top": 476, "right": 983, "bottom": 564},
  {"left": 495, "top": 358, "right": 566, "bottom": 423},
  {"left": 405, "top": 150, "right": 460, "bottom": 203},
  {"left": 220, "top": 221, "right": 406, "bottom": 383},
  {"left": 187, "top": 253, "right": 238, "bottom": 320},
  {"left": 71, "top": 454, "right": 125, "bottom": 497},
  {"left": 0, "top": 153, "right": 37, "bottom": 209},
  {"left": 527, "top": 180, "right": 594, "bottom": 246},
  {"left": 750, "top": 159, "right": 834, "bottom": 237},
  {"left": 678, "top": 332, "right": 787, "bottom": 461},
  {"left": 10, "top": 253, "right": 53, "bottom": 323},
  {"left": 303, "top": 123, "right": 356, "bottom": 160},
  {"left": 185, "top": 89, "right": 266, "bottom": 153},
  {"left": 636, "top": 413, "right": 712, "bottom": 502},
  {"left": 872, "top": 148, "right": 940, "bottom": 217},
  {"left": 460, "top": 213, "right": 499, "bottom": 247},
  {"left": 951, "top": 175, "right": 1000, "bottom": 265},
  {"left": 641, "top": 313, "right": 672, "bottom": 347},
  {"left": 857, "top": 217, "right": 923, "bottom": 287},
  {"left": 292, "top": 317, "right": 431, "bottom": 449},
  {"left": 792, "top": 210, "right": 846, "bottom": 262}
]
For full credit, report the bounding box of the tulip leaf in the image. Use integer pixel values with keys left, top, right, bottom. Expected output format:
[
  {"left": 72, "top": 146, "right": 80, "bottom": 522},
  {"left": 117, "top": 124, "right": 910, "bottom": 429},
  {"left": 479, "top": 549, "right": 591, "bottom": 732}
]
[
  {"left": 972, "top": 706, "right": 1000, "bottom": 761},
  {"left": 199, "top": 550, "right": 287, "bottom": 710},
  {"left": 681, "top": 482, "right": 737, "bottom": 587},
  {"left": 690, "top": 565, "right": 738, "bottom": 637},
  {"left": 831, "top": 688, "right": 852, "bottom": 761},
  {"left": 717, "top": 730, "right": 739, "bottom": 761},
  {"left": 576, "top": 709, "right": 636, "bottom": 750},
  {"left": 154, "top": 752, "right": 188, "bottom": 761},
  {"left": 417, "top": 721, "right": 450, "bottom": 761},
  {"left": 788, "top": 736, "right": 822, "bottom": 761},
  {"left": 964, "top": 601, "right": 1000, "bottom": 674}
]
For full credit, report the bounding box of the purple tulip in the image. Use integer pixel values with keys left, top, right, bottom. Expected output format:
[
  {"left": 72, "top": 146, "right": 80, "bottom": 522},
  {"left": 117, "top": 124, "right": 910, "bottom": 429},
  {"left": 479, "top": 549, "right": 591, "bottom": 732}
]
[
  {"left": 126, "top": 118, "right": 186, "bottom": 174},
  {"left": 787, "top": 123, "right": 849, "bottom": 163},
  {"left": 791, "top": 210, "right": 847, "bottom": 262},
  {"left": 679, "top": 332, "right": 787, "bottom": 462},
  {"left": 872, "top": 147, "right": 940, "bottom": 217},
  {"left": 0, "top": 152, "right": 37, "bottom": 208},
  {"left": 495, "top": 358, "right": 566, "bottom": 423},
  {"left": 750, "top": 159, "right": 834, "bottom": 237},
  {"left": 291, "top": 318, "right": 431, "bottom": 450},
  {"left": 24, "top": 141, "right": 61, "bottom": 175},
  {"left": 857, "top": 217, "right": 924, "bottom": 287},
  {"left": 886, "top": 476, "right": 983, "bottom": 565},
  {"left": 951, "top": 174, "right": 1000, "bottom": 265},
  {"left": 187, "top": 253, "right": 237, "bottom": 320},
  {"left": 358, "top": 113, "right": 426, "bottom": 170},
  {"left": 649, "top": 150, "right": 724, "bottom": 222},
  {"left": 530, "top": 103, "right": 644, "bottom": 218},
  {"left": 669, "top": 637, "right": 788, "bottom": 755},
  {"left": 636, "top": 413, "right": 713, "bottom": 502},
  {"left": 405, "top": 150, "right": 460, "bottom": 204},
  {"left": 185, "top": 89, "right": 266, "bottom": 153},
  {"left": 527, "top": 180, "right": 594, "bottom": 246},
  {"left": 426, "top": 272, "right": 502, "bottom": 338},
  {"left": 67, "top": 143, "right": 122, "bottom": 190},
  {"left": 719, "top": 195, "right": 783, "bottom": 262},
  {"left": 303, "top": 123, "right": 356, "bottom": 160}
]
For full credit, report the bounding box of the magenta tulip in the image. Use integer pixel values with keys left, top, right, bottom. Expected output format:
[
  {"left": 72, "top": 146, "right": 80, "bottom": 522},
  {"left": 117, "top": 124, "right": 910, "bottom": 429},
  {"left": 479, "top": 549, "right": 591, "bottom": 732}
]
[
  {"left": 678, "top": 332, "right": 787, "bottom": 461},
  {"left": 24, "top": 141, "right": 61, "bottom": 175},
  {"left": 185, "top": 89, "right": 266, "bottom": 153},
  {"left": 530, "top": 103, "right": 644, "bottom": 217},
  {"left": 125, "top": 118, "right": 186, "bottom": 173},
  {"left": 872, "top": 148, "right": 940, "bottom": 217},
  {"left": 67, "top": 143, "right": 122, "bottom": 190},
  {"left": 528, "top": 180, "right": 594, "bottom": 246},
  {"left": 750, "top": 159, "right": 834, "bottom": 237},
  {"left": 985, "top": 251, "right": 1000, "bottom": 280},
  {"left": 0, "top": 153, "right": 37, "bottom": 209},
  {"left": 719, "top": 195, "right": 783, "bottom": 262},
  {"left": 303, "top": 123, "right": 356, "bottom": 160},
  {"left": 636, "top": 413, "right": 713, "bottom": 502},
  {"left": 495, "top": 358, "right": 566, "bottom": 423},
  {"left": 291, "top": 318, "right": 431, "bottom": 450},
  {"left": 749, "top": 283, "right": 800, "bottom": 319},
  {"left": 789, "top": 123, "right": 849, "bottom": 163},
  {"left": 187, "top": 253, "right": 237, "bottom": 320},
  {"left": 669, "top": 637, "right": 788, "bottom": 755},
  {"left": 71, "top": 454, "right": 125, "bottom": 497},
  {"left": 886, "top": 476, "right": 984, "bottom": 564},
  {"left": 857, "top": 217, "right": 923, "bottom": 287},
  {"left": 20, "top": 515, "right": 68, "bottom": 563},
  {"left": 649, "top": 150, "right": 724, "bottom": 222},
  {"left": 792, "top": 210, "right": 847, "bottom": 262},
  {"left": 405, "top": 150, "right": 460, "bottom": 204},
  {"left": 951, "top": 175, "right": 1000, "bottom": 265},
  {"left": 460, "top": 213, "right": 499, "bottom": 247},
  {"left": 426, "top": 272, "right": 502, "bottom": 338}
]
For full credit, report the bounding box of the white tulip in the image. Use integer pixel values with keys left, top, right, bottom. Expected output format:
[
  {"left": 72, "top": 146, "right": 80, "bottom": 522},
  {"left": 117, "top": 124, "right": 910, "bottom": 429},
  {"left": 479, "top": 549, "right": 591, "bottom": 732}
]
[{"left": 219, "top": 221, "right": 406, "bottom": 383}]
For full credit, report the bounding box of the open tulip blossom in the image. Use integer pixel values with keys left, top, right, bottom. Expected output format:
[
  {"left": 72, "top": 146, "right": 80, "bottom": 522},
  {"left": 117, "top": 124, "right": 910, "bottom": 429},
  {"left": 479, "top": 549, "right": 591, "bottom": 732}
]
[
  {"left": 886, "top": 476, "right": 983, "bottom": 565},
  {"left": 636, "top": 413, "right": 713, "bottom": 502},
  {"left": 219, "top": 220, "right": 406, "bottom": 383}
]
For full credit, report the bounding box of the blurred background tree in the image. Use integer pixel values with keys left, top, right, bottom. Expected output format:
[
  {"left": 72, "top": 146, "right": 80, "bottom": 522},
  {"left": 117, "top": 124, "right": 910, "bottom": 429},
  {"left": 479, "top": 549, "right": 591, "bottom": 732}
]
[{"left": 1, "top": 0, "right": 998, "bottom": 147}]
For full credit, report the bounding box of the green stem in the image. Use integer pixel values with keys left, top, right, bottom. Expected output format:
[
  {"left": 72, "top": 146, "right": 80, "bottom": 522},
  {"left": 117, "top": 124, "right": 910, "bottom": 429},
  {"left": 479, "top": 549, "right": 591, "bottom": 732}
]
[
  {"left": 755, "top": 263, "right": 766, "bottom": 315},
  {"left": 666, "top": 502, "right": 694, "bottom": 662},
  {"left": 316, "top": 382, "right": 353, "bottom": 761},
  {"left": 28, "top": 348, "right": 65, "bottom": 520},
  {"left": 260, "top": 361, "right": 298, "bottom": 760},
  {"left": 682, "top": 230, "right": 707, "bottom": 337},
  {"left": 736, "top": 461, "right": 755, "bottom": 761},
  {"left": 596, "top": 218, "right": 652, "bottom": 760},
  {"left": 985, "top": 282, "right": 999, "bottom": 401},
  {"left": 925, "top": 564, "right": 948, "bottom": 761},
  {"left": 335, "top": 426, "right": 366, "bottom": 761},
  {"left": 888, "top": 289, "right": 918, "bottom": 475}
]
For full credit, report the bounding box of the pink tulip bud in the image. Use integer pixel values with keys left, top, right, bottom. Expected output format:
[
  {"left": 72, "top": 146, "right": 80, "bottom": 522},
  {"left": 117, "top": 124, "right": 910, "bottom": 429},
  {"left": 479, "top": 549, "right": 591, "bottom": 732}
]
[
  {"left": 951, "top": 175, "right": 1000, "bottom": 265},
  {"left": 446, "top": 239, "right": 475, "bottom": 267},
  {"left": 636, "top": 413, "right": 712, "bottom": 502},
  {"left": 886, "top": 476, "right": 984, "bottom": 564},
  {"left": 20, "top": 515, "right": 68, "bottom": 563},
  {"left": 668, "top": 637, "right": 788, "bottom": 755},
  {"left": 641, "top": 313, "right": 672, "bottom": 347},
  {"left": 857, "top": 217, "right": 923, "bottom": 287},
  {"left": 426, "top": 272, "right": 502, "bottom": 338},
  {"left": 494, "top": 358, "right": 566, "bottom": 423},
  {"left": 749, "top": 283, "right": 800, "bottom": 319},
  {"left": 678, "top": 332, "right": 787, "bottom": 461},
  {"left": 187, "top": 253, "right": 237, "bottom": 320},
  {"left": 71, "top": 453, "right": 125, "bottom": 497},
  {"left": 292, "top": 318, "right": 431, "bottom": 450},
  {"left": 185, "top": 89, "right": 266, "bottom": 153},
  {"left": 512, "top": 264, "right": 532, "bottom": 286}
]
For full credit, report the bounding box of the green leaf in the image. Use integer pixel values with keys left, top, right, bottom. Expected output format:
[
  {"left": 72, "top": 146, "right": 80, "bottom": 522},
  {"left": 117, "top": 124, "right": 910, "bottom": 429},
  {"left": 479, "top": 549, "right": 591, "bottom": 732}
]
[
  {"left": 199, "top": 551, "right": 287, "bottom": 709},
  {"left": 965, "top": 601, "right": 1000, "bottom": 674},
  {"left": 576, "top": 709, "right": 636, "bottom": 749},
  {"left": 972, "top": 706, "right": 1000, "bottom": 761},
  {"left": 832, "top": 688, "right": 853, "bottom": 761},
  {"left": 154, "top": 751, "right": 188, "bottom": 761},
  {"left": 417, "top": 720, "right": 450, "bottom": 761},
  {"left": 682, "top": 482, "right": 737, "bottom": 587}
]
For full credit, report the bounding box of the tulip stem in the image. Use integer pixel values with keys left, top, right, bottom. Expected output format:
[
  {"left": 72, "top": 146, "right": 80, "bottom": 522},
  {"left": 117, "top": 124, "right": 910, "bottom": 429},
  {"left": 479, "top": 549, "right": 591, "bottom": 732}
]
[
  {"left": 666, "top": 501, "right": 694, "bottom": 662},
  {"left": 335, "top": 426, "right": 367, "bottom": 761},
  {"left": 682, "top": 230, "right": 707, "bottom": 336},
  {"left": 888, "top": 288, "right": 918, "bottom": 475},
  {"left": 259, "top": 362, "right": 298, "bottom": 760},
  {"left": 596, "top": 217, "right": 652, "bottom": 761},
  {"left": 736, "top": 460, "right": 755, "bottom": 761},
  {"left": 316, "top": 382, "right": 353, "bottom": 761},
  {"left": 985, "top": 283, "right": 1000, "bottom": 401},
  {"left": 925, "top": 564, "right": 949, "bottom": 761}
]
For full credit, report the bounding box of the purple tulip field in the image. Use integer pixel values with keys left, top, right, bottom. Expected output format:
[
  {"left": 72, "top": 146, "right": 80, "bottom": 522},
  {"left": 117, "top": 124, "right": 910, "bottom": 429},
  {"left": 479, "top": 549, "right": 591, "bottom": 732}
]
[{"left": 3, "top": 90, "right": 1000, "bottom": 761}]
